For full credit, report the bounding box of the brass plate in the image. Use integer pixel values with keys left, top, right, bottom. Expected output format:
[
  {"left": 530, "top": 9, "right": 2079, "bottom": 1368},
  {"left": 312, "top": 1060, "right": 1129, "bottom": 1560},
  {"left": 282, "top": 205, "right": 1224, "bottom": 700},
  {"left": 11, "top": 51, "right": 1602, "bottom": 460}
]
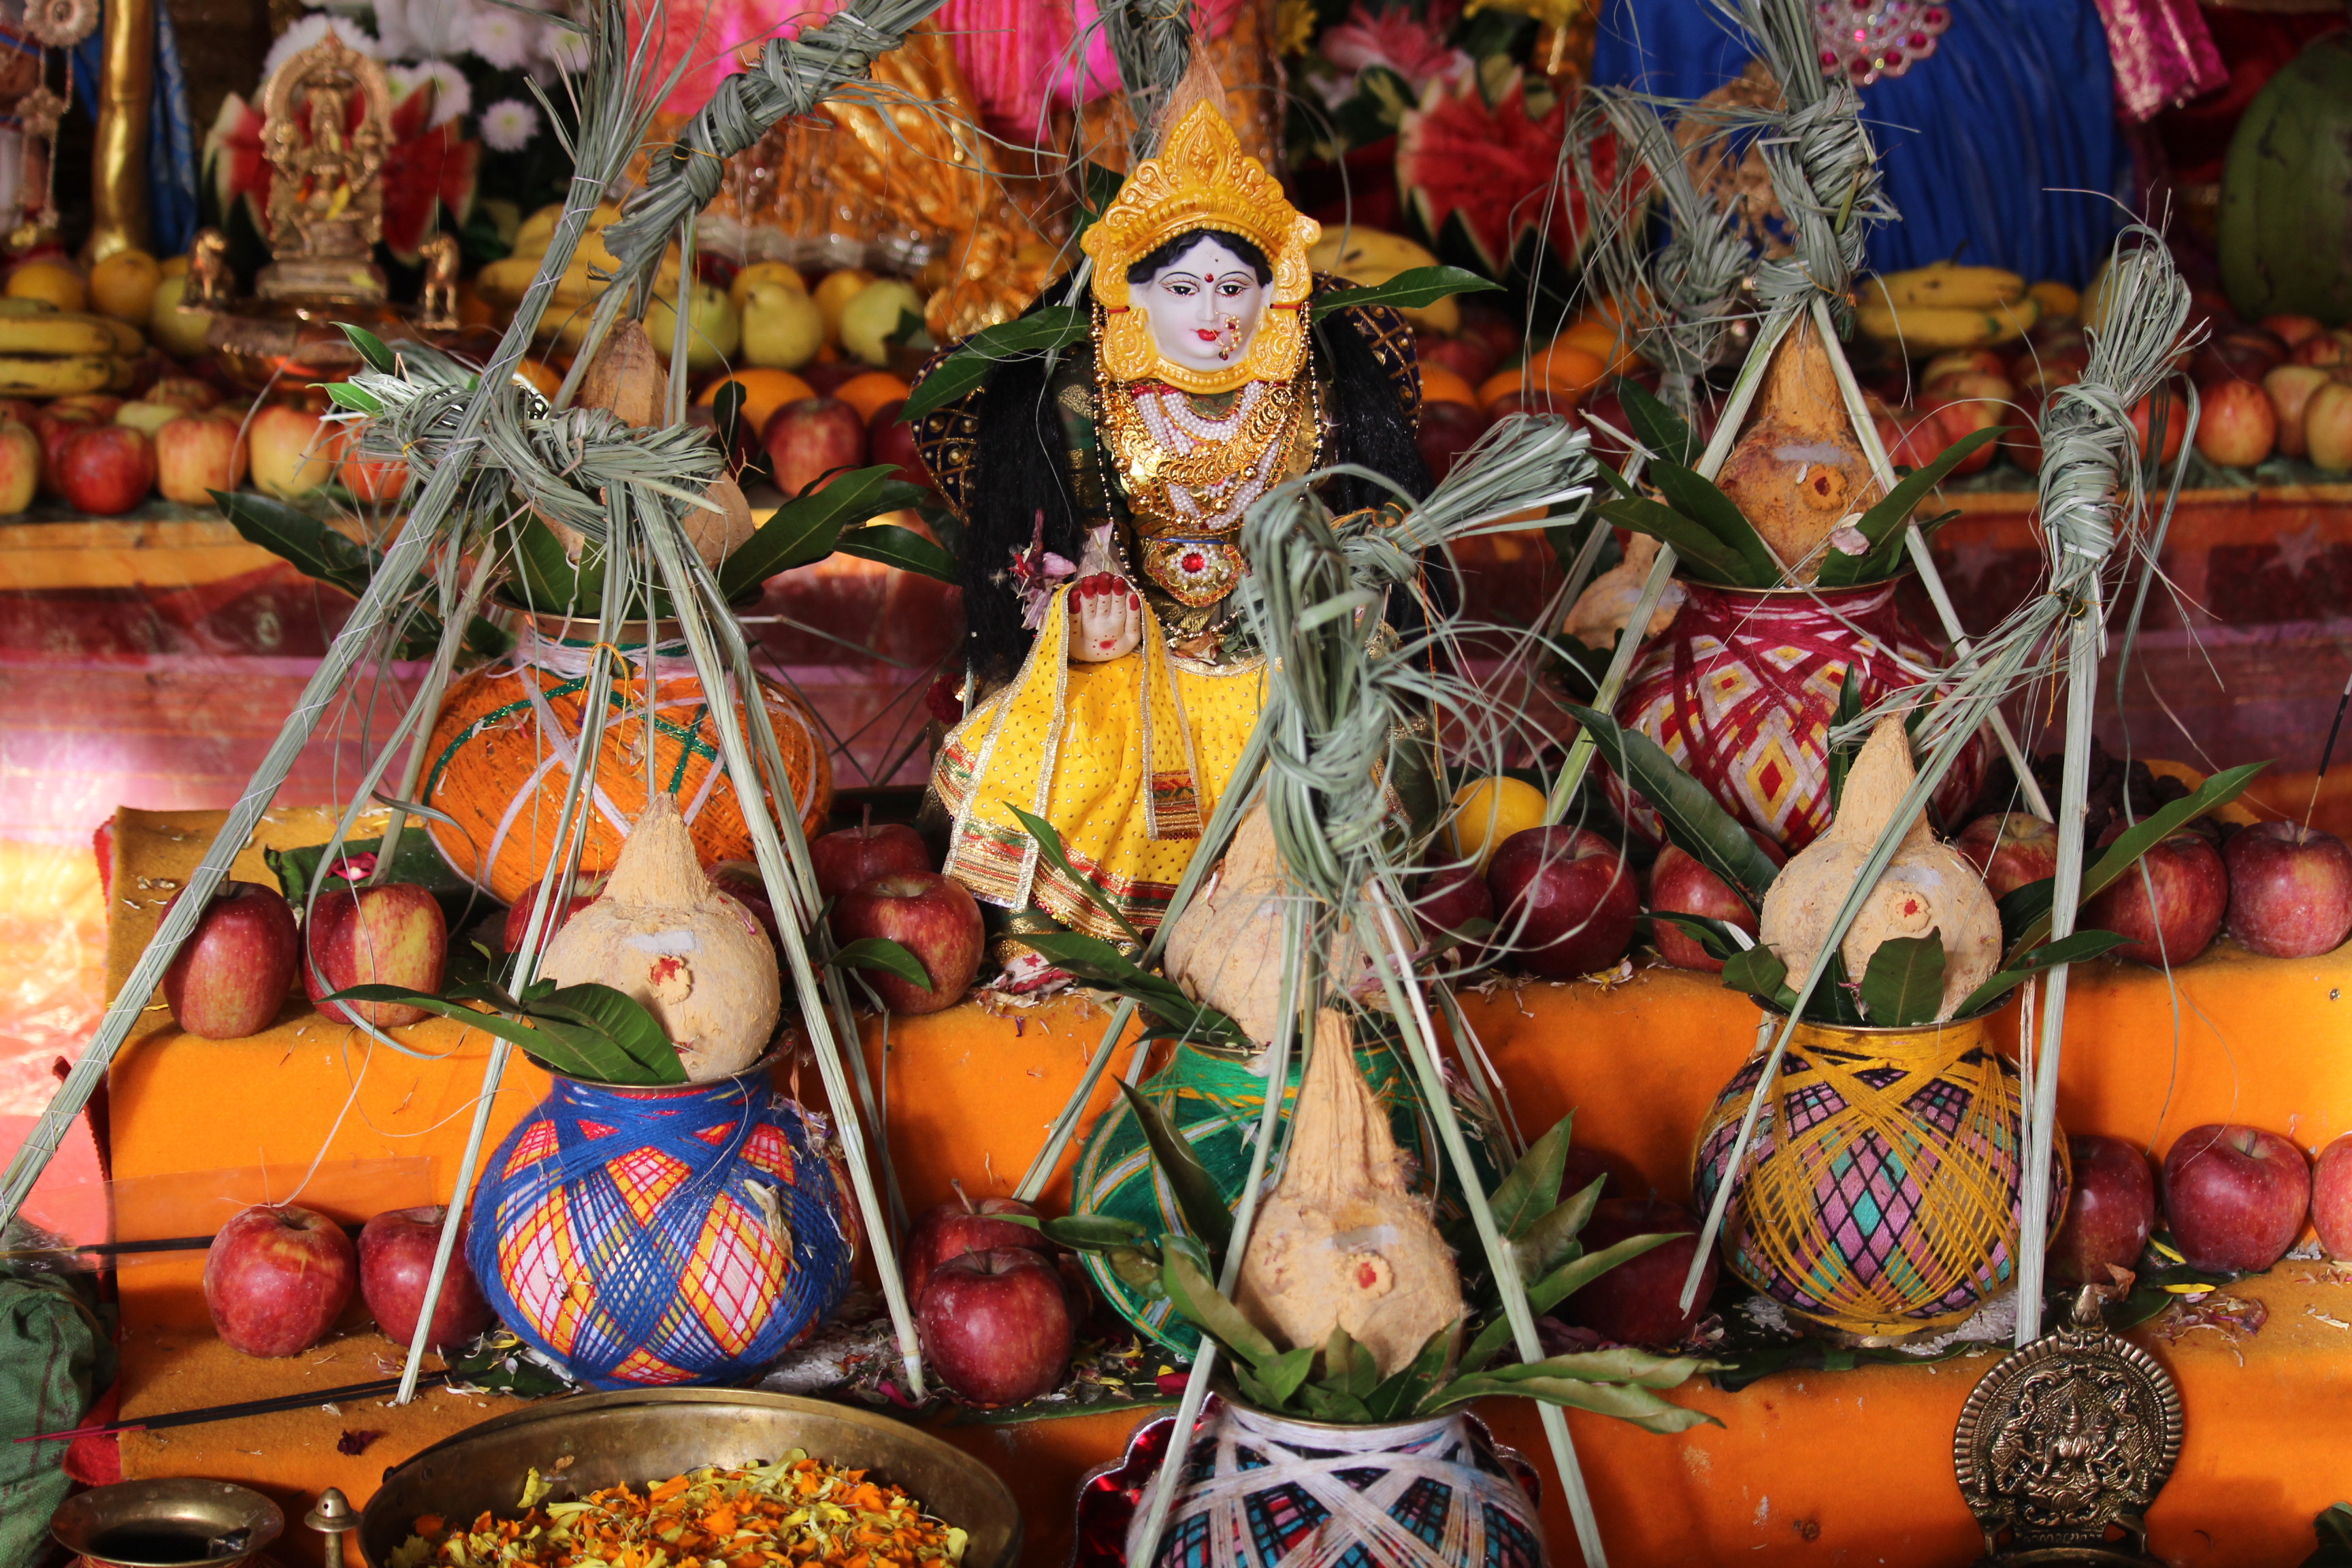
[{"left": 359, "top": 1390, "right": 1020, "bottom": 1568}]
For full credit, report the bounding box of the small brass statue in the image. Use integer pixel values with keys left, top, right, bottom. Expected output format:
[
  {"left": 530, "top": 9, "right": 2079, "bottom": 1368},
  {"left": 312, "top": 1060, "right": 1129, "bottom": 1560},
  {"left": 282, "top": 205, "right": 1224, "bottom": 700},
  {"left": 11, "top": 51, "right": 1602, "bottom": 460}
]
[
  {"left": 255, "top": 29, "right": 391, "bottom": 304},
  {"left": 414, "top": 231, "right": 461, "bottom": 331}
]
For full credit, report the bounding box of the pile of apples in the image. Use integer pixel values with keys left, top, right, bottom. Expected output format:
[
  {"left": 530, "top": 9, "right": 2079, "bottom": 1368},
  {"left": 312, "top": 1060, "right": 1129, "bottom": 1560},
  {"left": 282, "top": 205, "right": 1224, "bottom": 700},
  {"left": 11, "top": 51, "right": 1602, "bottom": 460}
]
[
  {"left": 902, "top": 1188, "right": 1083, "bottom": 1407},
  {"left": 2059, "top": 1123, "right": 2352, "bottom": 1290},
  {"left": 204, "top": 1199, "right": 492, "bottom": 1360}
]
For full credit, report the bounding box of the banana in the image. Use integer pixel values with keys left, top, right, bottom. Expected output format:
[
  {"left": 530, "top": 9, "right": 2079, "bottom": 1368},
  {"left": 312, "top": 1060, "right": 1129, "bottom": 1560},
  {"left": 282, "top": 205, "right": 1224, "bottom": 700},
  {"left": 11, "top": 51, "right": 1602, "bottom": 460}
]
[
  {"left": 0, "top": 314, "right": 120, "bottom": 356},
  {"left": 1875, "top": 262, "right": 2027, "bottom": 310},
  {"left": 105, "top": 355, "right": 137, "bottom": 393},
  {"left": 0, "top": 354, "right": 114, "bottom": 395},
  {"left": 69, "top": 313, "right": 144, "bottom": 355},
  {"left": 1856, "top": 292, "right": 2040, "bottom": 351},
  {"left": 2026, "top": 280, "right": 2079, "bottom": 320},
  {"left": 0, "top": 297, "right": 56, "bottom": 316}
]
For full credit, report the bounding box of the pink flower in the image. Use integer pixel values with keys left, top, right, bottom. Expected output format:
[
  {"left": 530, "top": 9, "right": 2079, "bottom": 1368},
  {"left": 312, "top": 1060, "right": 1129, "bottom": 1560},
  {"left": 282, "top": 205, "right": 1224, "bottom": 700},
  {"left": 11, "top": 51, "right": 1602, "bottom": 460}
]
[{"left": 1318, "top": 3, "right": 1470, "bottom": 92}]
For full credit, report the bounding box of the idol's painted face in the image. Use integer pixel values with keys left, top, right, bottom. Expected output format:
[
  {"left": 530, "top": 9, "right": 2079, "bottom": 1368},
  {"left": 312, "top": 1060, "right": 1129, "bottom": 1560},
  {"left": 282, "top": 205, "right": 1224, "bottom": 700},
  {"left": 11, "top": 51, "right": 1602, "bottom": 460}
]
[{"left": 1140, "top": 235, "right": 1270, "bottom": 376}]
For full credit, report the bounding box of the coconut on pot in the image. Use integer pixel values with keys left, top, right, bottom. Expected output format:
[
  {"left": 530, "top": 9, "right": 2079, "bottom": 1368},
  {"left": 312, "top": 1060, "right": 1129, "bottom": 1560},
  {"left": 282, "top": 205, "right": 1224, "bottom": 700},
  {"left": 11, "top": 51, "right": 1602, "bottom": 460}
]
[{"left": 538, "top": 793, "right": 782, "bottom": 1080}]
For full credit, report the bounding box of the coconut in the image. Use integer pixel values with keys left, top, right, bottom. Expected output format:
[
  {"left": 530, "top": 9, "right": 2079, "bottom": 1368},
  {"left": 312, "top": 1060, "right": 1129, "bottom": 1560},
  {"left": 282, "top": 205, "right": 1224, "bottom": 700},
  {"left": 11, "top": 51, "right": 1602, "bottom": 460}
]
[
  {"left": 1163, "top": 805, "right": 1371, "bottom": 1045},
  {"left": 1235, "top": 1009, "right": 1463, "bottom": 1377},
  {"left": 1712, "top": 313, "right": 1885, "bottom": 583},
  {"left": 538, "top": 794, "right": 781, "bottom": 1080},
  {"left": 539, "top": 318, "right": 759, "bottom": 569},
  {"left": 1757, "top": 716, "right": 2001, "bottom": 1020}
]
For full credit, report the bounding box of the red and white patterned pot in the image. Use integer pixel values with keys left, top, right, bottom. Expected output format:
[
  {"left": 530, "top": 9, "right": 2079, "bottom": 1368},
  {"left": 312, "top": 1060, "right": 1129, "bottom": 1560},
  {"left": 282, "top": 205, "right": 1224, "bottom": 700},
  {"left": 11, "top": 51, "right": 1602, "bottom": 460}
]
[{"left": 1607, "top": 578, "right": 1985, "bottom": 854}]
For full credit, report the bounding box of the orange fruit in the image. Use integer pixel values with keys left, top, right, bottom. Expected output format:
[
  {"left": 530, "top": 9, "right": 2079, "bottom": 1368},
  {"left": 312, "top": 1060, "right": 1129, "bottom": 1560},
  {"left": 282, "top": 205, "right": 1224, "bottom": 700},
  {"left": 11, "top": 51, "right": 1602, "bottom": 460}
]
[
  {"left": 335, "top": 431, "right": 408, "bottom": 502},
  {"left": 8, "top": 259, "right": 84, "bottom": 313},
  {"left": 1419, "top": 364, "right": 1479, "bottom": 408},
  {"left": 1554, "top": 321, "right": 1643, "bottom": 378},
  {"left": 1477, "top": 366, "right": 1584, "bottom": 410},
  {"left": 834, "top": 370, "right": 912, "bottom": 423},
  {"left": 1524, "top": 343, "right": 1610, "bottom": 394},
  {"left": 695, "top": 368, "right": 815, "bottom": 435},
  {"left": 512, "top": 358, "right": 563, "bottom": 399}
]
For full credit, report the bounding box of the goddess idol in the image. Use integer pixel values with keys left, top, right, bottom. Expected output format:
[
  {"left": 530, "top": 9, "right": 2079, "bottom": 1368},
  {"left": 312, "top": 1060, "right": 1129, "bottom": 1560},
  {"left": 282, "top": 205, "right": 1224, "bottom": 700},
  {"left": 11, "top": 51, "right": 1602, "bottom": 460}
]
[{"left": 915, "top": 99, "right": 1429, "bottom": 956}]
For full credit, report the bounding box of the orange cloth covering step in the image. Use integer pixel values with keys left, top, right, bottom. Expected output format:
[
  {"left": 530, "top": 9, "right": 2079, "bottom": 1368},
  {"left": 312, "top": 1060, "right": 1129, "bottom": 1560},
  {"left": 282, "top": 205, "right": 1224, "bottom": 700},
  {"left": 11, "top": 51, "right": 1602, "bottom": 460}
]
[{"left": 101, "top": 806, "right": 2352, "bottom": 1567}]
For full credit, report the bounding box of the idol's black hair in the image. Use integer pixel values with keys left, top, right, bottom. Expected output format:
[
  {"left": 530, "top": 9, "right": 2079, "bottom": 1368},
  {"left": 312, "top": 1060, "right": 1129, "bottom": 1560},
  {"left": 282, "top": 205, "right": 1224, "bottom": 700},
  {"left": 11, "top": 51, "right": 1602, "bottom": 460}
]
[
  {"left": 956, "top": 278, "right": 1431, "bottom": 687},
  {"left": 1125, "top": 228, "right": 1273, "bottom": 287}
]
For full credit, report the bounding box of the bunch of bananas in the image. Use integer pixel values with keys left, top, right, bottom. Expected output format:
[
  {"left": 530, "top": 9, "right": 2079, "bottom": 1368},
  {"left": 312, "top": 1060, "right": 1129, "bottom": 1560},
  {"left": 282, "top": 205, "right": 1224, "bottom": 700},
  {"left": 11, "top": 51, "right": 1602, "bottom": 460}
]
[
  {"left": 0, "top": 298, "right": 145, "bottom": 396},
  {"left": 1854, "top": 262, "right": 2076, "bottom": 352},
  {"left": 474, "top": 202, "right": 684, "bottom": 350}
]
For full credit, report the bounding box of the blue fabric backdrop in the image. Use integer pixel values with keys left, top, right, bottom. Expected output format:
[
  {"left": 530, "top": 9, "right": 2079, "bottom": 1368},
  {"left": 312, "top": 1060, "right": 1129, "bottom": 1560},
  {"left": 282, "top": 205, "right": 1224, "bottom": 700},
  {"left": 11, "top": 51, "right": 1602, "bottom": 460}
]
[{"left": 1592, "top": 0, "right": 2130, "bottom": 286}]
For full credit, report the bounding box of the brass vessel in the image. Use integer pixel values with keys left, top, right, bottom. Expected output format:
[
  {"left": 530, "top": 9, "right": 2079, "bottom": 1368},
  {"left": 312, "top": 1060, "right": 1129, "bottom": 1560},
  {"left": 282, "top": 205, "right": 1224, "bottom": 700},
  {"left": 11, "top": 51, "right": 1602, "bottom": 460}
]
[
  {"left": 52, "top": 1478, "right": 285, "bottom": 1568},
  {"left": 359, "top": 1389, "right": 1022, "bottom": 1568}
]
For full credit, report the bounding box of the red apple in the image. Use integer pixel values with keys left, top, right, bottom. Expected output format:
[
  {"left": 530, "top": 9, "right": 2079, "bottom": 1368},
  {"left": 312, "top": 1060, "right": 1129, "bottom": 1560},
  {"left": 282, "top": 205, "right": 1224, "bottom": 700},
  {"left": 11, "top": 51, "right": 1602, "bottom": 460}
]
[
  {"left": 248, "top": 403, "right": 336, "bottom": 500},
  {"left": 2223, "top": 821, "right": 2352, "bottom": 959},
  {"left": 810, "top": 818, "right": 932, "bottom": 902},
  {"left": 2313, "top": 1134, "right": 2352, "bottom": 1260},
  {"left": 1558, "top": 1197, "right": 1718, "bottom": 1349},
  {"left": 867, "top": 399, "right": 932, "bottom": 490},
  {"left": 203, "top": 1203, "right": 358, "bottom": 1356},
  {"left": 154, "top": 412, "right": 248, "bottom": 504},
  {"left": 1955, "top": 812, "right": 2062, "bottom": 899},
  {"left": 1922, "top": 348, "right": 2007, "bottom": 385},
  {"left": 904, "top": 1188, "right": 1048, "bottom": 1302},
  {"left": 2128, "top": 382, "right": 2187, "bottom": 468},
  {"left": 56, "top": 423, "right": 156, "bottom": 514},
  {"left": 764, "top": 395, "right": 866, "bottom": 497},
  {"left": 2266, "top": 363, "right": 2332, "bottom": 458},
  {"left": 501, "top": 868, "right": 608, "bottom": 956},
  {"left": 0, "top": 417, "right": 37, "bottom": 514},
  {"left": 2193, "top": 377, "right": 2277, "bottom": 469},
  {"left": 1416, "top": 398, "right": 1490, "bottom": 482},
  {"left": 2308, "top": 380, "right": 2352, "bottom": 473},
  {"left": 917, "top": 1247, "right": 1072, "bottom": 1407},
  {"left": 1648, "top": 833, "right": 1783, "bottom": 973},
  {"left": 146, "top": 376, "right": 222, "bottom": 412},
  {"left": 1486, "top": 826, "right": 1640, "bottom": 979},
  {"left": 1418, "top": 331, "right": 1499, "bottom": 389},
  {"left": 2081, "top": 827, "right": 2227, "bottom": 966},
  {"left": 1415, "top": 866, "right": 1494, "bottom": 951},
  {"left": 2264, "top": 314, "right": 2325, "bottom": 349},
  {"left": 1999, "top": 389, "right": 2047, "bottom": 471},
  {"left": 33, "top": 406, "right": 98, "bottom": 496},
  {"left": 2160, "top": 1123, "right": 2310, "bottom": 1273},
  {"left": 304, "top": 880, "right": 449, "bottom": 1026},
  {"left": 1455, "top": 301, "right": 1520, "bottom": 366},
  {"left": 706, "top": 861, "right": 786, "bottom": 956},
  {"left": 2051, "top": 1133, "right": 2156, "bottom": 1287},
  {"left": 0, "top": 397, "right": 39, "bottom": 426},
  {"left": 51, "top": 392, "right": 123, "bottom": 421},
  {"left": 359, "top": 1205, "right": 493, "bottom": 1350},
  {"left": 159, "top": 880, "right": 300, "bottom": 1039},
  {"left": 336, "top": 430, "right": 408, "bottom": 502},
  {"left": 830, "top": 870, "right": 983, "bottom": 1014},
  {"left": 2293, "top": 330, "right": 2351, "bottom": 368}
]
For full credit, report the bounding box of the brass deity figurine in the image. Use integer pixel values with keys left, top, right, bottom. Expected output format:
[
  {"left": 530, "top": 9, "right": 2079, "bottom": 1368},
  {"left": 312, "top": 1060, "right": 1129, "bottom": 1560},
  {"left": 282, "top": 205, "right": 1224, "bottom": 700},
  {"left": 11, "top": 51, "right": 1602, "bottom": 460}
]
[{"left": 256, "top": 30, "right": 392, "bottom": 304}]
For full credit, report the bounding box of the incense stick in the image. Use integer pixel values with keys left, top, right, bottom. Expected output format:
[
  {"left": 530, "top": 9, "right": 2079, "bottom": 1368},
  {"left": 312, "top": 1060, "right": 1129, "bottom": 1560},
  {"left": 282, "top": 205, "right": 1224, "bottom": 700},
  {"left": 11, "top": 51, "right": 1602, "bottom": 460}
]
[
  {"left": 18, "top": 1371, "right": 453, "bottom": 1443},
  {"left": 2306, "top": 672, "right": 2352, "bottom": 832}
]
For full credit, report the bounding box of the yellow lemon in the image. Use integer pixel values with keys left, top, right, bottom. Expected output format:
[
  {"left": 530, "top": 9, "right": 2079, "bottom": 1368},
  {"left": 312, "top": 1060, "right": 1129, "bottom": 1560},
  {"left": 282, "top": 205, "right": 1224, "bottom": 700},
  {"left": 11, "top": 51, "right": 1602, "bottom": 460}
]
[
  {"left": 728, "top": 259, "right": 805, "bottom": 314},
  {"left": 8, "top": 260, "right": 85, "bottom": 314},
  {"left": 1446, "top": 777, "right": 1548, "bottom": 872},
  {"left": 159, "top": 254, "right": 189, "bottom": 279},
  {"left": 811, "top": 267, "right": 874, "bottom": 342},
  {"left": 90, "top": 249, "right": 161, "bottom": 324}
]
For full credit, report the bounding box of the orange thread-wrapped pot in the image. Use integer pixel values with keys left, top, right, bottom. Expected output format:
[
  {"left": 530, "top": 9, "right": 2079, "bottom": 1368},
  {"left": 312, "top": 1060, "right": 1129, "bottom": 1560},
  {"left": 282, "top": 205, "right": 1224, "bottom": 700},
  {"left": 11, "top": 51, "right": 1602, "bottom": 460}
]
[{"left": 423, "top": 615, "right": 831, "bottom": 903}]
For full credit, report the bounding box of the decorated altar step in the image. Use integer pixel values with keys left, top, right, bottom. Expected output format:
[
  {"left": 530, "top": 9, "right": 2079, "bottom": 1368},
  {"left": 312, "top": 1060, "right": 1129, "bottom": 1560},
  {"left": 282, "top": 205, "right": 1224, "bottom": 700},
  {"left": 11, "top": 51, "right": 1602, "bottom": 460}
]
[{"left": 99, "top": 807, "right": 2352, "bottom": 1566}]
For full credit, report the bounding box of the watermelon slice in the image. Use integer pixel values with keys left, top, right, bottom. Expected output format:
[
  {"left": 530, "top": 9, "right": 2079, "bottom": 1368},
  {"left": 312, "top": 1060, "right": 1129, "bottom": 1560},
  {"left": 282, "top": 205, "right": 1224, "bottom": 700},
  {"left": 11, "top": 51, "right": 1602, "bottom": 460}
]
[{"left": 1397, "top": 67, "right": 1612, "bottom": 276}]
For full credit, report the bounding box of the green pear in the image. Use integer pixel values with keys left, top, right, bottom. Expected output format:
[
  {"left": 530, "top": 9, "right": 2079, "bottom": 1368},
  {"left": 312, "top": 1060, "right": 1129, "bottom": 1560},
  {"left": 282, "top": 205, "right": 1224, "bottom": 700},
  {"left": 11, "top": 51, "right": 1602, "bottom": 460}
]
[
  {"left": 740, "top": 282, "right": 826, "bottom": 370},
  {"left": 839, "top": 278, "right": 924, "bottom": 368},
  {"left": 647, "top": 282, "right": 741, "bottom": 374}
]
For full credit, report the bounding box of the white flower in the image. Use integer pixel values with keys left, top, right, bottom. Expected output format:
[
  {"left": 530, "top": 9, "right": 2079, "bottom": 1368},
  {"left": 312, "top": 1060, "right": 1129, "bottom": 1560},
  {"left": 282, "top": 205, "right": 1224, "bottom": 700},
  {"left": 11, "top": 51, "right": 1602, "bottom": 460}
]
[
  {"left": 540, "top": 24, "right": 589, "bottom": 75},
  {"left": 374, "top": 0, "right": 485, "bottom": 61},
  {"left": 389, "top": 59, "right": 472, "bottom": 126},
  {"left": 261, "top": 15, "right": 379, "bottom": 83},
  {"left": 480, "top": 96, "right": 540, "bottom": 152},
  {"left": 468, "top": 6, "right": 541, "bottom": 70}
]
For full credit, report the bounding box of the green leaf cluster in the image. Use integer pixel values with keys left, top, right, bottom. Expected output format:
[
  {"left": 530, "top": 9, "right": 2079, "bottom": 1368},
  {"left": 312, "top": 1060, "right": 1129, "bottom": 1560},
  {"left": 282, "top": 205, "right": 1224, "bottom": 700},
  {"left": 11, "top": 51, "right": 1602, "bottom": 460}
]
[
  {"left": 316, "top": 974, "right": 687, "bottom": 1086},
  {"left": 216, "top": 492, "right": 511, "bottom": 662}
]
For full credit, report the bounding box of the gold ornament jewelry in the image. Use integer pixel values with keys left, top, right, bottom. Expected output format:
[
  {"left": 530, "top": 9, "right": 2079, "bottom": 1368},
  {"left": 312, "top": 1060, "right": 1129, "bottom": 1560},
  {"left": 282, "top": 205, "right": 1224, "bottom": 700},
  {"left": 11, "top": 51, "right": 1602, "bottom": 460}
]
[{"left": 1081, "top": 101, "right": 1319, "bottom": 396}]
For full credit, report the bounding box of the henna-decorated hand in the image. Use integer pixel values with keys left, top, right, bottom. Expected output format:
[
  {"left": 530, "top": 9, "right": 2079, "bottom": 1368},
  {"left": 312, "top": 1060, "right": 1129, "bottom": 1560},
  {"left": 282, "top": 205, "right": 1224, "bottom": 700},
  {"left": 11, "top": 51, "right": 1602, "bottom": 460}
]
[{"left": 1068, "top": 573, "right": 1142, "bottom": 662}]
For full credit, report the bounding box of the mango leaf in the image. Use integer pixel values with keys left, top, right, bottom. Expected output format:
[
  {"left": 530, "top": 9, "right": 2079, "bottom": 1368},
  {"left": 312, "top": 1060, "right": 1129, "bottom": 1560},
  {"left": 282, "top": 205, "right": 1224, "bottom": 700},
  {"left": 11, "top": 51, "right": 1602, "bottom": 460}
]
[
  {"left": 1323, "top": 1326, "right": 1379, "bottom": 1400},
  {"left": 717, "top": 468, "right": 924, "bottom": 598},
  {"left": 1827, "top": 667, "right": 1865, "bottom": 817},
  {"left": 1597, "top": 495, "right": 1754, "bottom": 586},
  {"left": 528, "top": 983, "right": 688, "bottom": 1085},
  {"left": 712, "top": 378, "right": 747, "bottom": 457},
  {"left": 1118, "top": 1081, "right": 1234, "bottom": 1260},
  {"left": 1644, "top": 458, "right": 1783, "bottom": 586},
  {"left": 2002, "top": 762, "right": 2268, "bottom": 964},
  {"left": 266, "top": 831, "right": 478, "bottom": 932},
  {"left": 1810, "top": 946, "right": 1867, "bottom": 1026},
  {"left": 1310, "top": 266, "right": 1501, "bottom": 323},
  {"left": 1296, "top": 1382, "right": 1375, "bottom": 1424},
  {"left": 1005, "top": 804, "right": 1144, "bottom": 946},
  {"left": 314, "top": 986, "right": 649, "bottom": 1083},
  {"left": 1858, "top": 930, "right": 1946, "bottom": 1027},
  {"left": 1072, "top": 161, "right": 1124, "bottom": 237},
  {"left": 1719, "top": 943, "right": 1793, "bottom": 1008},
  {"left": 998, "top": 1213, "right": 1151, "bottom": 1251},
  {"left": 1455, "top": 1345, "right": 1713, "bottom": 1390},
  {"left": 900, "top": 308, "right": 1090, "bottom": 423},
  {"left": 1018, "top": 930, "right": 1252, "bottom": 1054},
  {"left": 1513, "top": 1173, "right": 1605, "bottom": 1282},
  {"left": 1366, "top": 1320, "right": 1460, "bottom": 1422},
  {"left": 1160, "top": 1236, "right": 1277, "bottom": 1365},
  {"left": 1564, "top": 704, "right": 1782, "bottom": 912},
  {"left": 1651, "top": 911, "right": 1744, "bottom": 963},
  {"left": 338, "top": 322, "right": 396, "bottom": 374},
  {"left": 1816, "top": 426, "right": 2006, "bottom": 589},
  {"left": 1612, "top": 377, "right": 1699, "bottom": 468},
  {"left": 830, "top": 936, "right": 933, "bottom": 993},
  {"left": 1488, "top": 1112, "right": 1573, "bottom": 1239},
  {"left": 1955, "top": 928, "right": 2134, "bottom": 1018},
  {"left": 1458, "top": 1229, "right": 1688, "bottom": 1377},
  {"left": 836, "top": 521, "right": 960, "bottom": 585},
  {"left": 498, "top": 512, "right": 594, "bottom": 617},
  {"left": 216, "top": 490, "right": 372, "bottom": 595},
  {"left": 321, "top": 380, "right": 383, "bottom": 414},
  {"left": 1424, "top": 1372, "right": 1718, "bottom": 1432}
]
